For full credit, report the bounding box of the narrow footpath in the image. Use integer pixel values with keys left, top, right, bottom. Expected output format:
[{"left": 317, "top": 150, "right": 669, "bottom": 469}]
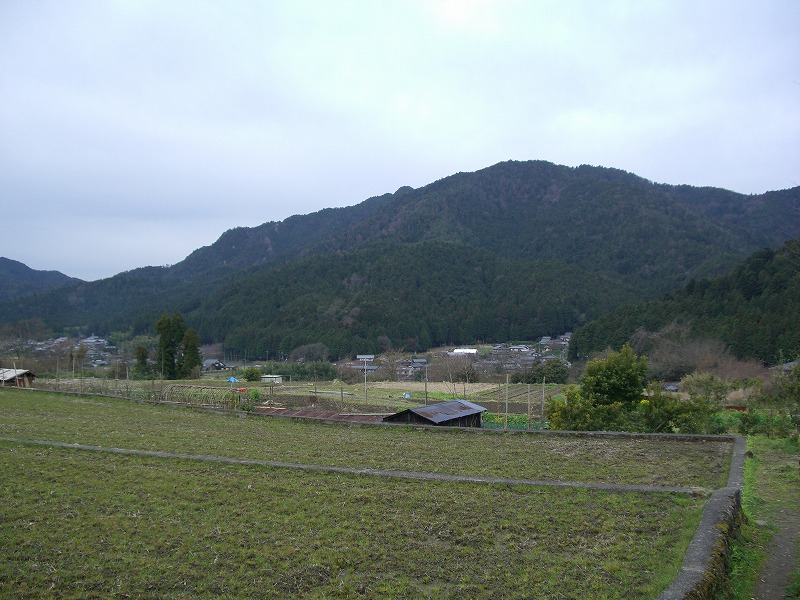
[{"left": 754, "top": 508, "right": 799, "bottom": 599}]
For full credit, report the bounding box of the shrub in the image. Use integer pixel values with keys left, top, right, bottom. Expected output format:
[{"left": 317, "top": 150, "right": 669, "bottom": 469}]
[
  {"left": 582, "top": 344, "right": 647, "bottom": 409},
  {"left": 548, "top": 386, "right": 629, "bottom": 431},
  {"left": 238, "top": 367, "right": 262, "bottom": 382},
  {"left": 680, "top": 372, "right": 730, "bottom": 406},
  {"left": 634, "top": 386, "right": 718, "bottom": 434},
  {"left": 737, "top": 408, "right": 797, "bottom": 439},
  {"left": 512, "top": 359, "right": 569, "bottom": 384},
  {"left": 547, "top": 346, "right": 722, "bottom": 434},
  {"left": 548, "top": 346, "right": 647, "bottom": 432}
]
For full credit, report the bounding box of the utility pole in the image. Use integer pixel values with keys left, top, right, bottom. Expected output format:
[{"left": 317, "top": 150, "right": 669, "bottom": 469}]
[
  {"left": 504, "top": 373, "right": 509, "bottom": 429},
  {"left": 541, "top": 376, "right": 547, "bottom": 427},
  {"left": 424, "top": 364, "right": 428, "bottom": 405},
  {"left": 357, "top": 355, "right": 374, "bottom": 404},
  {"left": 527, "top": 384, "right": 531, "bottom": 430}
]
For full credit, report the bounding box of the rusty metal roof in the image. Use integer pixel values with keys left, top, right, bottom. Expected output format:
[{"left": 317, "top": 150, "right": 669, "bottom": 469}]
[{"left": 386, "top": 399, "right": 487, "bottom": 425}]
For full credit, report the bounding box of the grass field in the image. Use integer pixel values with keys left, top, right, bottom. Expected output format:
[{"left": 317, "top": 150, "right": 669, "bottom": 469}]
[{"left": 0, "top": 389, "right": 735, "bottom": 598}]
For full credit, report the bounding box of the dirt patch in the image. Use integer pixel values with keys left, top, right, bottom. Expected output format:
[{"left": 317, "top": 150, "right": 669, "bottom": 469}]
[
  {"left": 370, "top": 381, "right": 498, "bottom": 395},
  {"left": 754, "top": 508, "right": 800, "bottom": 599},
  {"left": 265, "top": 395, "right": 398, "bottom": 414}
]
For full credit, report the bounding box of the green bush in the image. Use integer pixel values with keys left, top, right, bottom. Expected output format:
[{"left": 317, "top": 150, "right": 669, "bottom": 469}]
[
  {"left": 710, "top": 411, "right": 740, "bottom": 434},
  {"left": 634, "top": 387, "right": 717, "bottom": 434},
  {"left": 582, "top": 344, "right": 648, "bottom": 409},
  {"left": 237, "top": 388, "right": 262, "bottom": 412},
  {"left": 547, "top": 346, "right": 723, "bottom": 434},
  {"left": 238, "top": 367, "right": 262, "bottom": 382},
  {"left": 751, "top": 362, "right": 800, "bottom": 441},
  {"left": 548, "top": 385, "right": 630, "bottom": 431},
  {"left": 512, "top": 359, "right": 569, "bottom": 384},
  {"left": 680, "top": 372, "right": 730, "bottom": 406},
  {"left": 737, "top": 408, "right": 797, "bottom": 438},
  {"left": 548, "top": 346, "right": 649, "bottom": 432}
]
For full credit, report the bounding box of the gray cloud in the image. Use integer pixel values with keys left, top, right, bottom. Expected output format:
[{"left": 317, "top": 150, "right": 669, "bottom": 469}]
[{"left": 1, "top": 0, "right": 798, "bottom": 280}]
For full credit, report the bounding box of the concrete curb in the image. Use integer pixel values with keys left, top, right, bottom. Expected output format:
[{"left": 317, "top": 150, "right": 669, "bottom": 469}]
[{"left": 656, "top": 436, "right": 747, "bottom": 599}]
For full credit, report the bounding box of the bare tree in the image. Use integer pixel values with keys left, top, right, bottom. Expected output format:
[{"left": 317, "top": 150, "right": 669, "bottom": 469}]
[{"left": 0, "top": 318, "right": 49, "bottom": 361}]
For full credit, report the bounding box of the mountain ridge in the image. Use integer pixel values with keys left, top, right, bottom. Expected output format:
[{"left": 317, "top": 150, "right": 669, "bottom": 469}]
[
  {"left": 0, "top": 257, "right": 83, "bottom": 301},
  {"left": 2, "top": 159, "right": 798, "bottom": 359}
]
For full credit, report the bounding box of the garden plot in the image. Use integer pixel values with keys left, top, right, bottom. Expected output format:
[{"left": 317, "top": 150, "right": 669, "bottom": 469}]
[{"left": 0, "top": 389, "right": 736, "bottom": 598}]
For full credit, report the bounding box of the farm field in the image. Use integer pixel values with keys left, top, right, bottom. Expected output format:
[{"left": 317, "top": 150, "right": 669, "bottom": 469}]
[
  {"left": 1, "top": 389, "right": 734, "bottom": 598},
  {"left": 33, "top": 376, "right": 563, "bottom": 416},
  {"left": 0, "top": 390, "right": 732, "bottom": 488}
]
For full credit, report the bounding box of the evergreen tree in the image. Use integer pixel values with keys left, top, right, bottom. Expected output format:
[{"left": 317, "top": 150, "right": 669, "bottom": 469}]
[
  {"left": 155, "top": 313, "right": 187, "bottom": 379},
  {"left": 581, "top": 344, "right": 648, "bottom": 408},
  {"left": 133, "top": 345, "right": 149, "bottom": 377},
  {"left": 178, "top": 328, "right": 202, "bottom": 378}
]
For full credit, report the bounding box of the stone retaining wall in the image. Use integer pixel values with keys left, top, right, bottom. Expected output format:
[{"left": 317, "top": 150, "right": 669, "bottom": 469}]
[{"left": 657, "top": 436, "right": 747, "bottom": 599}]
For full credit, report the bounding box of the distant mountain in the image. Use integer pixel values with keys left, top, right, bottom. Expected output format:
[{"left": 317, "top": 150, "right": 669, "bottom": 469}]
[
  {"left": 568, "top": 238, "right": 800, "bottom": 364},
  {"left": 0, "top": 257, "right": 82, "bottom": 301},
  {"left": 0, "top": 160, "right": 798, "bottom": 359}
]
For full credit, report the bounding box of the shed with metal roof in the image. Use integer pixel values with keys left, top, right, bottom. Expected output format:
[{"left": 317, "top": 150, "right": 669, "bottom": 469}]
[
  {"left": 383, "top": 399, "right": 487, "bottom": 428},
  {"left": 0, "top": 369, "right": 36, "bottom": 388}
]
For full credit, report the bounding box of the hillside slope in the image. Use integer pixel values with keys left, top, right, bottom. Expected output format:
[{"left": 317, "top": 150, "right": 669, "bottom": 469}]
[
  {"left": 1, "top": 160, "right": 798, "bottom": 357},
  {"left": 0, "top": 257, "right": 82, "bottom": 301},
  {"left": 569, "top": 238, "right": 800, "bottom": 364},
  {"left": 189, "top": 240, "right": 641, "bottom": 358},
  {"left": 320, "top": 161, "right": 777, "bottom": 294}
]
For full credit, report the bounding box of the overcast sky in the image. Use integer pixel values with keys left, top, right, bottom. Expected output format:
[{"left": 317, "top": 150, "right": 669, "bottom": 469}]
[{"left": 2, "top": 1, "right": 798, "bottom": 281}]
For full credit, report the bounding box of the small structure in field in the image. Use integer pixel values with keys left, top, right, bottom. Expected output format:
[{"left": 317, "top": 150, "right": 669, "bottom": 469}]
[
  {"left": 450, "top": 348, "right": 478, "bottom": 356},
  {"left": 383, "top": 399, "right": 487, "bottom": 428},
  {"left": 260, "top": 374, "right": 283, "bottom": 384},
  {"left": 0, "top": 369, "right": 36, "bottom": 388}
]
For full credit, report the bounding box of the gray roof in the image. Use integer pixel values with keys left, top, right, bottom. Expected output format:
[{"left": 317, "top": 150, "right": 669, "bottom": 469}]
[
  {"left": 396, "top": 399, "right": 487, "bottom": 424},
  {"left": 0, "top": 368, "right": 34, "bottom": 382}
]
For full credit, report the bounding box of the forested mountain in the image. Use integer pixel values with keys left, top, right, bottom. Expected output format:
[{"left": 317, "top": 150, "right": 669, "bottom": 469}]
[
  {"left": 191, "top": 240, "right": 640, "bottom": 358},
  {"left": 171, "top": 189, "right": 400, "bottom": 277},
  {"left": 315, "top": 162, "right": 780, "bottom": 294},
  {"left": 0, "top": 258, "right": 82, "bottom": 301},
  {"left": 569, "top": 238, "right": 800, "bottom": 364},
  {"left": 1, "top": 160, "right": 798, "bottom": 359}
]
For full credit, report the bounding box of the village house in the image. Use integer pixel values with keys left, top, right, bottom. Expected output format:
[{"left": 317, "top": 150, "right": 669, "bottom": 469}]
[{"left": 202, "top": 359, "right": 230, "bottom": 372}]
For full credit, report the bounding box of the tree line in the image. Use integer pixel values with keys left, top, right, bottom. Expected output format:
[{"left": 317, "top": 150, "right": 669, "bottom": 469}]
[
  {"left": 569, "top": 239, "right": 800, "bottom": 365},
  {"left": 132, "top": 313, "right": 201, "bottom": 379}
]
